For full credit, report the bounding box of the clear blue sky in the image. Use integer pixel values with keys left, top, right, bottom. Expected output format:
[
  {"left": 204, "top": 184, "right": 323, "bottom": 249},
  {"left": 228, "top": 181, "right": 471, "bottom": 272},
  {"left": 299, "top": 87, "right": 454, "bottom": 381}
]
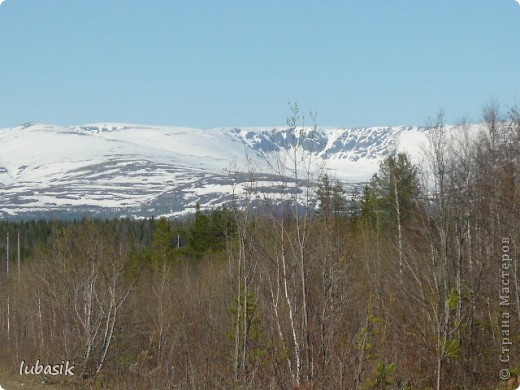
[{"left": 0, "top": 0, "right": 519, "bottom": 129}]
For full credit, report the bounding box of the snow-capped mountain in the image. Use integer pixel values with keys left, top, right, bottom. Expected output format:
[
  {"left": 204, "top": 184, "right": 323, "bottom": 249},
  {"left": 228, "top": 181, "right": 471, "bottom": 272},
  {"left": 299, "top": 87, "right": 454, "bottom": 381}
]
[{"left": 0, "top": 122, "right": 431, "bottom": 219}]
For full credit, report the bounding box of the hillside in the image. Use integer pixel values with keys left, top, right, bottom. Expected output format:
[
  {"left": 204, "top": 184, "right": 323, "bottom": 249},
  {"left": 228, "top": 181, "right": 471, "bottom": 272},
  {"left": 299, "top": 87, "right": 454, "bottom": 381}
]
[{"left": 0, "top": 123, "right": 433, "bottom": 219}]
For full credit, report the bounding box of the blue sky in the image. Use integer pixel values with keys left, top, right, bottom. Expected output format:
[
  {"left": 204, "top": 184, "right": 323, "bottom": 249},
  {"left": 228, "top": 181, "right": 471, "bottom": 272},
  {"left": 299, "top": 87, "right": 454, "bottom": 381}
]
[{"left": 0, "top": 0, "right": 519, "bottom": 128}]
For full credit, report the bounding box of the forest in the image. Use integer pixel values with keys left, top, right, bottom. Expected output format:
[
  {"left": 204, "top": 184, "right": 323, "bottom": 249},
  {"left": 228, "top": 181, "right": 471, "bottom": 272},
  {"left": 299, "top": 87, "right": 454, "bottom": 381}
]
[{"left": 0, "top": 104, "right": 519, "bottom": 389}]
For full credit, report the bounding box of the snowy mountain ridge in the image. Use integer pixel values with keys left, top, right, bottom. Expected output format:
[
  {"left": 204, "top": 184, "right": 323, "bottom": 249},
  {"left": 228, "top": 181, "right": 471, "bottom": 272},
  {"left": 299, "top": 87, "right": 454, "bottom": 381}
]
[{"left": 0, "top": 122, "right": 441, "bottom": 219}]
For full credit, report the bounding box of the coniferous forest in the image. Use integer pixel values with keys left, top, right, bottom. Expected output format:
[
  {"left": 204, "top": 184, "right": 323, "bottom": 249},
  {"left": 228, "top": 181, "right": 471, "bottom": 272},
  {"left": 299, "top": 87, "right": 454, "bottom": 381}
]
[{"left": 0, "top": 105, "right": 519, "bottom": 389}]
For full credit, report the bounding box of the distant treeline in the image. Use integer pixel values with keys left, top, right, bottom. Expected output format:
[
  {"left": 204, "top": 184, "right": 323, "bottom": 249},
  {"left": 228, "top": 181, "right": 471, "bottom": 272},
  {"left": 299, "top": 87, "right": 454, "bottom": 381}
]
[{"left": 0, "top": 205, "right": 237, "bottom": 268}]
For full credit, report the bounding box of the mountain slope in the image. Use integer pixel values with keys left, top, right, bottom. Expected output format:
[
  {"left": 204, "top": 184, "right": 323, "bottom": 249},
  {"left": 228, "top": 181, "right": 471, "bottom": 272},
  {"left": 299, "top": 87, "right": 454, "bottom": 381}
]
[{"left": 0, "top": 123, "right": 432, "bottom": 219}]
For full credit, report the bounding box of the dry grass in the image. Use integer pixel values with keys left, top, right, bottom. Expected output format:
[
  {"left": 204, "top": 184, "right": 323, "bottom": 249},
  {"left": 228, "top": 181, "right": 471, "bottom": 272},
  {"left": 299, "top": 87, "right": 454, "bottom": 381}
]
[{"left": 0, "top": 366, "right": 75, "bottom": 390}]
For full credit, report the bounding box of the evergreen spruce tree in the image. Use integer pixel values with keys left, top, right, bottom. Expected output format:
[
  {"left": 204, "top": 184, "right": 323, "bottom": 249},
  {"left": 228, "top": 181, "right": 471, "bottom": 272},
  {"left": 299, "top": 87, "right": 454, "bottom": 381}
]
[{"left": 151, "top": 217, "right": 175, "bottom": 266}]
